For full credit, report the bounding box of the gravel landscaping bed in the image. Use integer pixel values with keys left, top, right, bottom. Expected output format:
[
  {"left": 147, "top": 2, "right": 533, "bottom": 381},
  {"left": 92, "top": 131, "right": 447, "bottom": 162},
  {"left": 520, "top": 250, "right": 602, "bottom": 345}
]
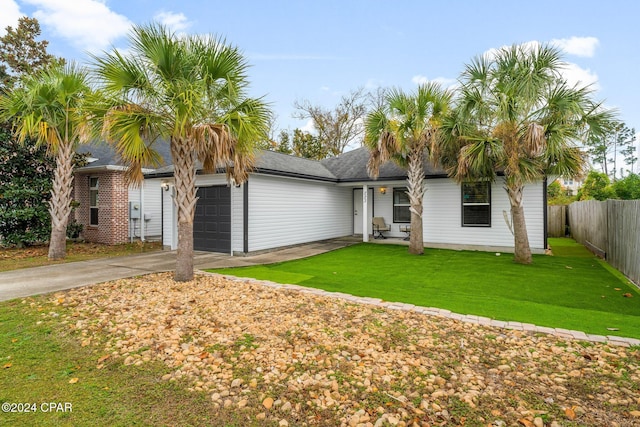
[{"left": 52, "top": 272, "right": 639, "bottom": 426}]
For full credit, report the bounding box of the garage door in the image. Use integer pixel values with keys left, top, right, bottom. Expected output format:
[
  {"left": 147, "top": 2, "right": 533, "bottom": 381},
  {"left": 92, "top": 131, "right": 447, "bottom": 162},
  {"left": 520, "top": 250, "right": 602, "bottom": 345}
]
[{"left": 193, "top": 185, "right": 231, "bottom": 253}]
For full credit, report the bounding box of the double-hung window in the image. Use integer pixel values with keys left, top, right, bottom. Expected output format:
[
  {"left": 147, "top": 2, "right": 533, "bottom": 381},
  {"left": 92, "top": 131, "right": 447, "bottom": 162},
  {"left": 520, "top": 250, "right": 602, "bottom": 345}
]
[
  {"left": 393, "top": 188, "right": 411, "bottom": 223},
  {"left": 462, "top": 182, "right": 490, "bottom": 226},
  {"left": 89, "top": 177, "right": 99, "bottom": 226}
]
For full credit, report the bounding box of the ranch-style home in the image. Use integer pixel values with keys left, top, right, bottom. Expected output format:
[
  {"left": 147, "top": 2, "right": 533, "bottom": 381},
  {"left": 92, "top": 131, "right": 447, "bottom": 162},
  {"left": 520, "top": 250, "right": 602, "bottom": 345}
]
[{"left": 73, "top": 144, "right": 548, "bottom": 255}]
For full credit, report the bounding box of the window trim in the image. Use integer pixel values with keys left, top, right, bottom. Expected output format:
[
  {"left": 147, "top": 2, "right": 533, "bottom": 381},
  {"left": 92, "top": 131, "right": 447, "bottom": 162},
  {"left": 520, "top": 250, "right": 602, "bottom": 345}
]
[
  {"left": 393, "top": 187, "right": 411, "bottom": 223},
  {"left": 461, "top": 181, "right": 491, "bottom": 227},
  {"left": 89, "top": 176, "right": 99, "bottom": 226}
]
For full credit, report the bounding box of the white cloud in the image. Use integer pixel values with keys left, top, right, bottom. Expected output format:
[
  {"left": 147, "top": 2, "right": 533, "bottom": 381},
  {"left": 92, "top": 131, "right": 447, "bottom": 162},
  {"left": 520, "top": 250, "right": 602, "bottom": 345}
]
[
  {"left": 411, "top": 74, "right": 457, "bottom": 88},
  {"left": 364, "top": 78, "right": 383, "bottom": 89},
  {"left": 0, "top": 0, "right": 23, "bottom": 35},
  {"left": 320, "top": 85, "right": 330, "bottom": 91},
  {"left": 561, "top": 62, "right": 599, "bottom": 90},
  {"left": 482, "top": 40, "right": 600, "bottom": 90},
  {"left": 551, "top": 36, "right": 599, "bottom": 58},
  {"left": 411, "top": 75, "right": 428, "bottom": 85},
  {"left": 300, "top": 119, "right": 315, "bottom": 133},
  {"left": 483, "top": 40, "right": 540, "bottom": 61},
  {"left": 23, "top": 0, "right": 132, "bottom": 52},
  {"left": 154, "top": 11, "right": 191, "bottom": 33}
]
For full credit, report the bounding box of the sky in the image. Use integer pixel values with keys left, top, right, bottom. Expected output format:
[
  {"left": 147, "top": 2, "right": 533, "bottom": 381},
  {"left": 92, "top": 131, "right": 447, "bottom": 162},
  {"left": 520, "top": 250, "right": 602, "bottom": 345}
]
[{"left": 2, "top": 0, "right": 639, "bottom": 165}]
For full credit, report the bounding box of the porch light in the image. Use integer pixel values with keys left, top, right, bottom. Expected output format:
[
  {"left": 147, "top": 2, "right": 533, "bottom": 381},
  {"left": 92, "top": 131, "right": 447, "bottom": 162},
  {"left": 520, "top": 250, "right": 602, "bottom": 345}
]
[
  {"left": 161, "top": 181, "right": 170, "bottom": 191},
  {"left": 379, "top": 187, "right": 387, "bottom": 195}
]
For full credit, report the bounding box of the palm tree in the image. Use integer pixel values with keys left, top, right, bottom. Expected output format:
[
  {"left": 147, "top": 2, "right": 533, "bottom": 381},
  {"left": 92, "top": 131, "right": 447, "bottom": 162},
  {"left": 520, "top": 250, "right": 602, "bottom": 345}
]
[
  {"left": 436, "top": 44, "right": 612, "bottom": 264},
  {"left": 0, "top": 63, "right": 93, "bottom": 260},
  {"left": 92, "top": 24, "right": 270, "bottom": 282},
  {"left": 364, "top": 83, "right": 452, "bottom": 255}
]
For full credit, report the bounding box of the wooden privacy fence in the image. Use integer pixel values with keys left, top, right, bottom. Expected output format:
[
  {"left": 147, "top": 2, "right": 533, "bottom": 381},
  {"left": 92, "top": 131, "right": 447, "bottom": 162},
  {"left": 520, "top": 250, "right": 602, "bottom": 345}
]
[
  {"left": 547, "top": 205, "right": 567, "bottom": 237},
  {"left": 567, "top": 199, "right": 640, "bottom": 285}
]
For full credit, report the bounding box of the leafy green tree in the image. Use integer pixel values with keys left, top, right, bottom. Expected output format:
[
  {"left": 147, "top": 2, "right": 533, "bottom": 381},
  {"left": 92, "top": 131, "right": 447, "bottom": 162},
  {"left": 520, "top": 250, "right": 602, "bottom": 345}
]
[
  {"left": 546, "top": 180, "right": 576, "bottom": 205},
  {"left": 0, "top": 127, "right": 54, "bottom": 246},
  {"left": 585, "top": 120, "right": 636, "bottom": 179},
  {"left": 547, "top": 181, "right": 562, "bottom": 199},
  {"left": 274, "top": 130, "right": 292, "bottom": 154},
  {"left": 267, "top": 128, "right": 325, "bottom": 159},
  {"left": 365, "top": 83, "right": 452, "bottom": 255},
  {"left": 577, "top": 170, "right": 614, "bottom": 201},
  {"left": 291, "top": 129, "right": 324, "bottom": 159},
  {"left": 437, "top": 44, "right": 611, "bottom": 264},
  {"left": 611, "top": 173, "right": 640, "bottom": 200},
  {"left": 0, "top": 17, "right": 59, "bottom": 90},
  {"left": 0, "top": 63, "right": 93, "bottom": 259},
  {"left": 92, "top": 24, "right": 270, "bottom": 282},
  {"left": 0, "top": 16, "right": 65, "bottom": 247},
  {"left": 620, "top": 138, "right": 637, "bottom": 174}
]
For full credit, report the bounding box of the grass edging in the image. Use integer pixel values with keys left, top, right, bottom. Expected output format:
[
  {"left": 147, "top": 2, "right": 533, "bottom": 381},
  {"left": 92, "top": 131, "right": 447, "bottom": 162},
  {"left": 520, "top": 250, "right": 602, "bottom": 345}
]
[{"left": 208, "top": 239, "right": 640, "bottom": 341}]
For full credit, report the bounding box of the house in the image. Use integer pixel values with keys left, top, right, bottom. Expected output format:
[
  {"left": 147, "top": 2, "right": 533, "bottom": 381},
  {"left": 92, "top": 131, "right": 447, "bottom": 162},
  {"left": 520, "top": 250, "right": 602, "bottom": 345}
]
[
  {"left": 72, "top": 142, "right": 171, "bottom": 245},
  {"left": 558, "top": 177, "right": 583, "bottom": 196},
  {"left": 142, "top": 147, "right": 548, "bottom": 255}
]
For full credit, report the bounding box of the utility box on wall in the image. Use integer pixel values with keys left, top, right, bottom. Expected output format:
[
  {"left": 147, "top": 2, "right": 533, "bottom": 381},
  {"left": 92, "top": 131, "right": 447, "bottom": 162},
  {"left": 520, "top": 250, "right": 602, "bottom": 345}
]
[{"left": 129, "top": 201, "right": 141, "bottom": 219}]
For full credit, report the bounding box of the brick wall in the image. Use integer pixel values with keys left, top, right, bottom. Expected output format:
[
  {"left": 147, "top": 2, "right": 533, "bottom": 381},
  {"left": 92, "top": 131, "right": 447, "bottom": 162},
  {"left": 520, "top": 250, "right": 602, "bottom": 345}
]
[{"left": 73, "top": 171, "right": 129, "bottom": 245}]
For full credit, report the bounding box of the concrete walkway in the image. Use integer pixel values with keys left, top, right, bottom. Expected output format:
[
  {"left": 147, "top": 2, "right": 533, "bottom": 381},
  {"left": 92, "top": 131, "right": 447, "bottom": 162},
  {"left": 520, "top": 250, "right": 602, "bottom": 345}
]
[{"left": 0, "top": 237, "right": 358, "bottom": 301}]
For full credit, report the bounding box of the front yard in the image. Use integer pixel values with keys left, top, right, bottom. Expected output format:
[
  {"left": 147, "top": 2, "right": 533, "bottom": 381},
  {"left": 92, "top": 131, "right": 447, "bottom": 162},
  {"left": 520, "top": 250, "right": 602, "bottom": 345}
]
[
  {"left": 1, "top": 238, "right": 639, "bottom": 426},
  {"left": 0, "top": 241, "right": 162, "bottom": 272},
  {"left": 212, "top": 238, "right": 640, "bottom": 340},
  {"left": 1, "top": 273, "right": 639, "bottom": 426}
]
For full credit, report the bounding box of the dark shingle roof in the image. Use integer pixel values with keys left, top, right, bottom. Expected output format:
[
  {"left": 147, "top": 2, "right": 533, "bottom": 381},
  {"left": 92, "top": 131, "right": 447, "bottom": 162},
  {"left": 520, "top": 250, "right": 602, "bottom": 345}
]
[
  {"left": 76, "top": 140, "right": 173, "bottom": 169},
  {"left": 321, "top": 147, "right": 447, "bottom": 181},
  {"left": 146, "top": 149, "right": 337, "bottom": 180},
  {"left": 254, "top": 150, "right": 336, "bottom": 180},
  {"left": 86, "top": 142, "right": 446, "bottom": 182}
]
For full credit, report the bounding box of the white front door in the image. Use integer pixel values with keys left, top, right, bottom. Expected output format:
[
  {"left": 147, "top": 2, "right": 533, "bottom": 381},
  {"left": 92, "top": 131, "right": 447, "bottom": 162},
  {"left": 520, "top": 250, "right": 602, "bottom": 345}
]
[{"left": 353, "top": 188, "right": 373, "bottom": 235}]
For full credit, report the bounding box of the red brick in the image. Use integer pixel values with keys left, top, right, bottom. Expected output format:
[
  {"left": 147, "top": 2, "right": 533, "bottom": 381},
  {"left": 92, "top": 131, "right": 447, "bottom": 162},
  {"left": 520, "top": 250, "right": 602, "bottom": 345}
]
[{"left": 73, "top": 171, "right": 129, "bottom": 245}]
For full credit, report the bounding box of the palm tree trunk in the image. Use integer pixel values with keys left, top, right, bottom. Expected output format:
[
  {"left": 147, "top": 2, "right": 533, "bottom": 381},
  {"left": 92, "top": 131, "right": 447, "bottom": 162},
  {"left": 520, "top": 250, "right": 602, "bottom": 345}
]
[
  {"left": 171, "top": 138, "right": 198, "bottom": 282},
  {"left": 47, "top": 142, "right": 74, "bottom": 260},
  {"left": 407, "top": 146, "right": 425, "bottom": 255},
  {"left": 507, "top": 184, "right": 532, "bottom": 264}
]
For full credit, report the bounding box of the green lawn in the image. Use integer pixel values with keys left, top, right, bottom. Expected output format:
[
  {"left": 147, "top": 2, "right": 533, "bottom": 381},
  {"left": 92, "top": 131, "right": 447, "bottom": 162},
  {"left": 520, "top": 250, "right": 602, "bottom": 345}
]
[
  {"left": 211, "top": 238, "right": 640, "bottom": 340},
  {"left": 0, "top": 297, "right": 263, "bottom": 427}
]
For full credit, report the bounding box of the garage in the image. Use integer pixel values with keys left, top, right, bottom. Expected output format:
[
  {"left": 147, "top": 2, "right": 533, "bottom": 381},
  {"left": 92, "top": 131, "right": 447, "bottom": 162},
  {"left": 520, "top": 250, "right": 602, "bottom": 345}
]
[{"left": 193, "top": 185, "right": 231, "bottom": 253}]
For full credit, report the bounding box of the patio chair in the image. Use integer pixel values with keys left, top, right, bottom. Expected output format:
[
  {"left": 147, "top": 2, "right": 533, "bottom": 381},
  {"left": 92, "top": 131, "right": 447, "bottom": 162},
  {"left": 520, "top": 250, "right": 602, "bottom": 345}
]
[
  {"left": 399, "top": 224, "right": 411, "bottom": 241},
  {"left": 372, "top": 217, "right": 391, "bottom": 239}
]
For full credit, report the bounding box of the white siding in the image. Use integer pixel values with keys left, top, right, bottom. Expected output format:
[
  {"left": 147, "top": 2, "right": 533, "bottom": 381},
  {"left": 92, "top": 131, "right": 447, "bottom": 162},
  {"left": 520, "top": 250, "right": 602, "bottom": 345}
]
[
  {"left": 128, "top": 180, "right": 163, "bottom": 241},
  {"left": 161, "top": 180, "right": 175, "bottom": 249},
  {"left": 128, "top": 186, "right": 140, "bottom": 239},
  {"left": 366, "top": 178, "right": 545, "bottom": 252},
  {"left": 160, "top": 172, "right": 545, "bottom": 254},
  {"left": 142, "top": 179, "right": 163, "bottom": 240},
  {"left": 248, "top": 174, "right": 352, "bottom": 252}
]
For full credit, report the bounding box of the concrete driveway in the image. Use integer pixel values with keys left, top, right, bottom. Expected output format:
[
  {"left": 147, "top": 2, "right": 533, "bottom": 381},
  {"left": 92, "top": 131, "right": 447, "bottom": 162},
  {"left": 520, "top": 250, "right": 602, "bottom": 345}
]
[{"left": 0, "top": 238, "right": 357, "bottom": 301}]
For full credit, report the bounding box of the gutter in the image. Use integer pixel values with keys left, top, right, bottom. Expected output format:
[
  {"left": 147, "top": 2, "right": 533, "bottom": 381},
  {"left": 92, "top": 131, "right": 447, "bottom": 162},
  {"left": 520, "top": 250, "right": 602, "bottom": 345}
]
[{"left": 76, "top": 165, "right": 154, "bottom": 173}]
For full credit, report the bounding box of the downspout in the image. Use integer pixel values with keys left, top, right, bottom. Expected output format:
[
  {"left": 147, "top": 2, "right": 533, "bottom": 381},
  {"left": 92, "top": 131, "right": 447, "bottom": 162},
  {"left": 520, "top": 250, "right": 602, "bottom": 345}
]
[
  {"left": 140, "top": 181, "right": 145, "bottom": 242},
  {"left": 160, "top": 184, "right": 164, "bottom": 248},
  {"left": 543, "top": 176, "right": 548, "bottom": 250},
  {"left": 243, "top": 181, "right": 249, "bottom": 254}
]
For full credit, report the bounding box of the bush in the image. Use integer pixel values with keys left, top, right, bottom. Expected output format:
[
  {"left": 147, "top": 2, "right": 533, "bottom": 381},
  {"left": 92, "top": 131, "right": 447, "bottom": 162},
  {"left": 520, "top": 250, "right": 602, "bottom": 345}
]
[
  {"left": 0, "top": 128, "right": 54, "bottom": 247},
  {"left": 66, "top": 219, "right": 83, "bottom": 239},
  {"left": 611, "top": 173, "right": 640, "bottom": 200},
  {"left": 577, "top": 170, "right": 615, "bottom": 201}
]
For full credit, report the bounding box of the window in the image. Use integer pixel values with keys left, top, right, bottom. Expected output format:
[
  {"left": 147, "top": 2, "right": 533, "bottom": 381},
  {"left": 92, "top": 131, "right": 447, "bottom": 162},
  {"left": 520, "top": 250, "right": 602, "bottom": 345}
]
[
  {"left": 462, "top": 182, "right": 490, "bottom": 226},
  {"left": 393, "top": 188, "right": 411, "bottom": 223},
  {"left": 89, "top": 177, "right": 98, "bottom": 226}
]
